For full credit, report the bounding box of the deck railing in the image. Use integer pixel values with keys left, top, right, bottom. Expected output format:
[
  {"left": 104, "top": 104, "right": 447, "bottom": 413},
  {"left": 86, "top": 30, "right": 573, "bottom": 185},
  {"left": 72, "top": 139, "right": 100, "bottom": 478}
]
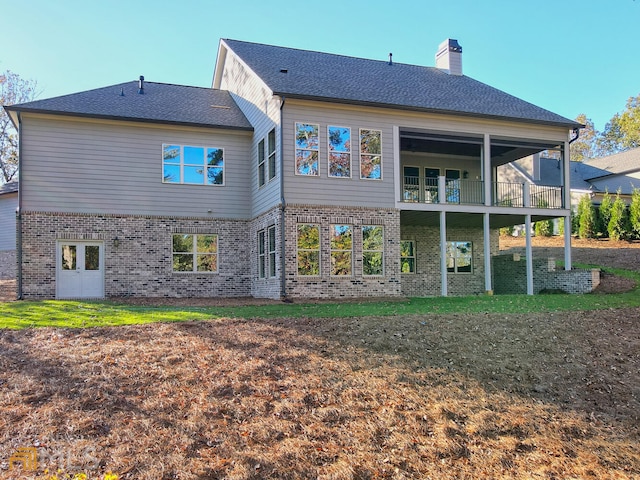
[{"left": 401, "top": 176, "right": 564, "bottom": 209}]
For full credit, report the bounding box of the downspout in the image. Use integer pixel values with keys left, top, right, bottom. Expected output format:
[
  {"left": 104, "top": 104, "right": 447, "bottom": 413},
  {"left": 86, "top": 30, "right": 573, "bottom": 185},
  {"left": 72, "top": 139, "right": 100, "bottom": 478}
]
[
  {"left": 279, "top": 96, "right": 287, "bottom": 300},
  {"left": 16, "top": 112, "right": 23, "bottom": 300}
]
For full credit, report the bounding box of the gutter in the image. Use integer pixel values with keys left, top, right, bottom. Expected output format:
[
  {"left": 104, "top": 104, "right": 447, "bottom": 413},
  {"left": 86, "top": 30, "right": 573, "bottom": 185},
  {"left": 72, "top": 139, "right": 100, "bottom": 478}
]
[
  {"left": 279, "top": 96, "right": 287, "bottom": 300},
  {"left": 568, "top": 127, "right": 580, "bottom": 145},
  {"left": 16, "top": 112, "right": 23, "bottom": 300}
]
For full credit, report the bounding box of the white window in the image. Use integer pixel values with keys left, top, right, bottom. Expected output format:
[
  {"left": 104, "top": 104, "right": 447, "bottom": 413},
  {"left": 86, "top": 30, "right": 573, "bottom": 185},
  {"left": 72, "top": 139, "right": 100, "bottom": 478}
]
[
  {"left": 172, "top": 234, "right": 218, "bottom": 272},
  {"left": 297, "top": 224, "right": 320, "bottom": 276},
  {"left": 328, "top": 126, "right": 351, "bottom": 178},
  {"left": 268, "top": 225, "right": 277, "bottom": 277},
  {"left": 359, "top": 129, "right": 382, "bottom": 180},
  {"left": 401, "top": 240, "right": 416, "bottom": 274},
  {"left": 258, "top": 139, "right": 266, "bottom": 187},
  {"left": 295, "top": 123, "right": 319, "bottom": 176},
  {"left": 268, "top": 128, "right": 277, "bottom": 180},
  {"left": 163, "top": 145, "right": 224, "bottom": 185},
  {"left": 330, "top": 225, "right": 352, "bottom": 276},
  {"left": 362, "top": 226, "right": 384, "bottom": 276},
  {"left": 446, "top": 241, "right": 472, "bottom": 274},
  {"left": 258, "top": 230, "right": 266, "bottom": 278}
]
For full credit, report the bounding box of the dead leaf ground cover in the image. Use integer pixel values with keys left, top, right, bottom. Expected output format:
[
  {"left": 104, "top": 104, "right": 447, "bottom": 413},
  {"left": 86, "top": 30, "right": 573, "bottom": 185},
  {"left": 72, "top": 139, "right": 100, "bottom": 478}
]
[{"left": 0, "top": 237, "right": 639, "bottom": 479}]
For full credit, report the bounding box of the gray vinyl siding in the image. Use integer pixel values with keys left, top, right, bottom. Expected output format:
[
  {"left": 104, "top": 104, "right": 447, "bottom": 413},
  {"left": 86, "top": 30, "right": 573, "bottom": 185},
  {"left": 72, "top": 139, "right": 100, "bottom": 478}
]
[
  {"left": 0, "top": 192, "right": 17, "bottom": 250},
  {"left": 282, "top": 102, "right": 396, "bottom": 208},
  {"left": 20, "top": 116, "right": 253, "bottom": 218},
  {"left": 219, "top": 49, "right": 282, "bottom": 217},
  {"left": 281, "top": 99, "right": 569, "bottom": 208}
]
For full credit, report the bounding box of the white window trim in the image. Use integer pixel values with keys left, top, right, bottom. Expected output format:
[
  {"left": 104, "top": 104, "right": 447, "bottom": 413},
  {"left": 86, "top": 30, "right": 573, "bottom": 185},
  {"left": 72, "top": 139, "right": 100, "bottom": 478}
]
[
  {"left": 162, "top": 144, "right": 225, "bottom": 186},
  {"left": 294, "top": 122, "right": 320, "bottom": 177},
  {"left": 268, "top": 128, "right": 277, "bottom": 181},
  {"left": 362, "top": 225, "right": 384, "bottom": 277},
  {"left": 330, "top": 224, "right": 353, "bottom": 277},
  {"left": 172, "top": 234, "right": 218, "bottom": 274},
  {"left": 359, "top": 128, "right": 383, "bottom": 181},
  {"left": 447, "top": 241, "right": 473, "bottom": 274},
  {"left": 267, "top": 225, "right": 277, "bottom": 278},
  {"left": 258, "top": 139, "right": 266, "bottom": 188},
  {"left": 258, "top": 229, "right": 266, "bottom": 279},
  {"left": 296, "top": 224, "right": 321, "bottom": 277},
  {"left": 327, "top": 125, "right": 352, "bottom": 179},
  {"left": 400, "top": 239, "right": 416, "bottom": 274}
]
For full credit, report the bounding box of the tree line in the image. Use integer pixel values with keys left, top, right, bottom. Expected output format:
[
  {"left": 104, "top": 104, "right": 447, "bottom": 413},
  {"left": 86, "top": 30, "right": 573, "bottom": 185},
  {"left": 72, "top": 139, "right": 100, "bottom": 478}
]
[
  {"left": 574, "top": 189, "right": 640, "bottom": 240},
  {"left": 570, "top": 94, "right": 640, "bottom": 162}
]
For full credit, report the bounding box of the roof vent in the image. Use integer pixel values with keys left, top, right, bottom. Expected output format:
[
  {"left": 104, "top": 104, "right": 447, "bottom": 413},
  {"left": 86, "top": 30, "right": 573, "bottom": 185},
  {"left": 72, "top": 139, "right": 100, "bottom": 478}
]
[
  {"left": 279, "top": 68, "right": 288, "bottom": 74},
  {"left": 388, "top": 53, "right": 393, "bottom": 66},
  {"left": 138, "top": 75, "right": 144, "bottom": 94},
  {"left": 120, "top": 87, "right": 125, "bottom": 96},
  {"left": 435, "top": 39, "right": 463, "bottom": 76}
]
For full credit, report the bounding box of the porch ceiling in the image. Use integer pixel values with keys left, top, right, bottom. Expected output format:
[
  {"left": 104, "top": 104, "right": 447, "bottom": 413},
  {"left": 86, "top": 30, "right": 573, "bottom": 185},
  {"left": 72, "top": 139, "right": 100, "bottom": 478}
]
[{"left": 400, "top": 211, "right": 564, "bottom": 229}]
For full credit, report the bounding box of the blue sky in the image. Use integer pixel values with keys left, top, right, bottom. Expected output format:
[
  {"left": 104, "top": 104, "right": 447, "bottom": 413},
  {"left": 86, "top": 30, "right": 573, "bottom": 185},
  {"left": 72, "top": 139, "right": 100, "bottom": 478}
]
[{"left": 2, "top": 0, "right": 639, "bottom": 131}]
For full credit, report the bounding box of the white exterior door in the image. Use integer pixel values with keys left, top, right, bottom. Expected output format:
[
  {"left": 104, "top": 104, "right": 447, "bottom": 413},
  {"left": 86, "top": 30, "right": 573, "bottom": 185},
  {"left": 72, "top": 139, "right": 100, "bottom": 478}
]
[{"left": 57, "top": 241, "right": 105, "bottom": 298}]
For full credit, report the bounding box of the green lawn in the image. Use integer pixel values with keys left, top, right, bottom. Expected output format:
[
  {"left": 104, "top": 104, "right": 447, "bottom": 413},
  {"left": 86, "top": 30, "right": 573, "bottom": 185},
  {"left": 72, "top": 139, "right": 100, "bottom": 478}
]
[{"left": 1, "top": 265, "right": 638, "bottom": 330}]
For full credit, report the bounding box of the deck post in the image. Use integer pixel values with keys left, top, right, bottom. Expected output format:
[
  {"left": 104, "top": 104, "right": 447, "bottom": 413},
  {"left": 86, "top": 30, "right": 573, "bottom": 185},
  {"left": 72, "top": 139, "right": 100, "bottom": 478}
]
[
  {"left": 440, "top": 210, "right": 448, "bottom": 296},
  {"left": 483, "top": 134, "right": 491, "bottom": 206},
  {"left": 483, "top": 213, "right": 492, "bottom": 294},
  {"left": 525, "top": 214, "right": 534, "bottom": 295}
]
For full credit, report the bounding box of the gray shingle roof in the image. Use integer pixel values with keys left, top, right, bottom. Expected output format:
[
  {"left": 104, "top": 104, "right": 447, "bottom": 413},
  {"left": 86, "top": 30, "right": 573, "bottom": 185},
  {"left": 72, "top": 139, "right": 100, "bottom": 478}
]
[
  {"left": 582, "top": 147, "right": 640, "bottom": 179},
  {"left": 5, "top": 81, "right": 253, "bottom": 131},
  {"left": 0, "top": 181, "right": 18, "bottom": 195},
  {"left": 222, "top": 39, "right": 580, "bottom": 128}
]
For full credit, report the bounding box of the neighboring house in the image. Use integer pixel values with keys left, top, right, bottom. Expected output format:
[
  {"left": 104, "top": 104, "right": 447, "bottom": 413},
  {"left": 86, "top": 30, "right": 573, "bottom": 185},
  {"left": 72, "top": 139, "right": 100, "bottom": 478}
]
[
  {"left": 574, "top": 147, "right": 640, "bottom": 205},
  {"left": 0, "top": 181, "right": 18, "bottom": 279},
  {"left": 503, "top": 147, "right": 640, "bottom": 209},
  {"left": 4, "top": 38, "right": 595, "bottom": 299}
]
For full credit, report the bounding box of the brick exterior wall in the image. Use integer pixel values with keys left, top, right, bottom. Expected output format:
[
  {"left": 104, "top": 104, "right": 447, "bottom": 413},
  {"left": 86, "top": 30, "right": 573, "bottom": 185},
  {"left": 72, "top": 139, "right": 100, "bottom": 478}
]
[
  {"left": 283, "top": 205, "right": 402, "bottom": 299},
  {"left": 400, "top": 225, "right": 499, "bottom": 297},
  {"left": 0, "top": 250, "right": 16, "bottom": 279},
  {"left": 20, "top": 212, "right": 251, "bottom": 299},
  {"left": 493, "top": 254, "right": 600, "bottom": 294}
]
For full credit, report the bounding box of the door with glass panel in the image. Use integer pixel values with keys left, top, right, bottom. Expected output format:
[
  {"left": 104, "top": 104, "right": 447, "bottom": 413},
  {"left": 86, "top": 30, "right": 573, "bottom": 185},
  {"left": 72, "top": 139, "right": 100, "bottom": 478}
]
[{"left": 57, "top": 242, "right": 104, "bottom": 298}]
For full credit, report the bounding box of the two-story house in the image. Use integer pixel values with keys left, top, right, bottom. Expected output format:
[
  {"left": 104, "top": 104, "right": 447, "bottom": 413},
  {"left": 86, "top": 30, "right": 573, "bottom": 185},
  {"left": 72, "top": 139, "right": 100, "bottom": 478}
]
[{"left": 5, "top": 38, "right": 592, "bottom": 300}]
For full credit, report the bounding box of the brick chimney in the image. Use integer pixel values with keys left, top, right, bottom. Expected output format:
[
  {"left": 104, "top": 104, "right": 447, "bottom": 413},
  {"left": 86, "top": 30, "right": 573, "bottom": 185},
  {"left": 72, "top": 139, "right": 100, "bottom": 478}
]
[{"left": 435, "top": 39, "right": 463, "bottom": 75}]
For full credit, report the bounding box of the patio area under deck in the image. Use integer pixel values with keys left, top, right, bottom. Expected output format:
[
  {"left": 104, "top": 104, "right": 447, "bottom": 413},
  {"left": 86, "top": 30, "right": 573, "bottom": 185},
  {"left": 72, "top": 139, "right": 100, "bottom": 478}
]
[{"left": 400, "top": 209, "right": 573, "bottom": 297}]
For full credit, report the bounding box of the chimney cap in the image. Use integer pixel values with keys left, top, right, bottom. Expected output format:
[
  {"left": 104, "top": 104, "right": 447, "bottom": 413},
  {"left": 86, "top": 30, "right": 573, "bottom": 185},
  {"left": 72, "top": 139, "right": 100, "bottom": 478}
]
[{"left": 446, "top": 39, "right": 462, "bottom": 53}]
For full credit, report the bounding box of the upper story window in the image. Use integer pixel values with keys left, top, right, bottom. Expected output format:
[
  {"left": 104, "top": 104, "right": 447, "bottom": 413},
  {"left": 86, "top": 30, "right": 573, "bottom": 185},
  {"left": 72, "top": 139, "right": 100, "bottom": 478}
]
[
  {"left": 258, "top": 139, "right": 266, "bottom": 187},
  {"left": 446, "top": 241, "right": 472, "bottom": 274},
  {"left": 328, "top": 126, "right": 351, "bottom": 178},
  {"left": 163, "top": 144, "right": 224, "bottom": 185},
  {"left": 360, "top": 129, "right": 382, "bottom": 180},
  {"left": 295, "top": 123, "right": 319, "bottom": 176},
  {"left": 268, "top": 129, "right": 277, "bottom": 180}
]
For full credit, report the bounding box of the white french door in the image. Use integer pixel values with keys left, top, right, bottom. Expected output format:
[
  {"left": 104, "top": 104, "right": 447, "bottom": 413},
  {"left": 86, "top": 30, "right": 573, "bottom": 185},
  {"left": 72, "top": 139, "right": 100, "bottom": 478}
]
[{"left": 56, "top": 241, "right": 104, "bottom": 298}]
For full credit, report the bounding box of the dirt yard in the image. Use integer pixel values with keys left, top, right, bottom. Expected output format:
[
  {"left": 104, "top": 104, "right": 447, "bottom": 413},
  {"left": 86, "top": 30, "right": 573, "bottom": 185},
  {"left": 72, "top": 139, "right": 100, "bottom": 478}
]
[{"left": 0, "top": 237, "right": 638, "bottom": 479}]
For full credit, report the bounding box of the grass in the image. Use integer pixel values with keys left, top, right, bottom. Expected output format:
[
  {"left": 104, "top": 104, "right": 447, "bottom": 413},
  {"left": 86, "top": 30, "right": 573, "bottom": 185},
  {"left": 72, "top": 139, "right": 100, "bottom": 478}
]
[{"left": 0, "top": 265, "right": 639, "bottom": 330}]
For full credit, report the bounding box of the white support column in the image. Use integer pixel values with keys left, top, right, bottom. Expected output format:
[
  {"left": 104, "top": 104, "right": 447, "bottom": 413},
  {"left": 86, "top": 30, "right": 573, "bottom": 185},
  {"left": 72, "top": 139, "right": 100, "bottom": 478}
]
[
  {"left": 438, "top": 175, "right": 447, "bottom": 204},
  {"left": 563, "top": 140, "right": 572, "bottom": 211},
  {"left": 525, "top": 214, "right": 534, "bottom": 295},
  {"left": 564, "top": 215, "right": 572, "bottom": 270},
  {"left": 440, "top": 211, "right": 448, "bottom": 296},
  {"left": 483, "top": 213, "right": 492, "bottom": 294},
  {"left": 523, "top": 182, "right": 531, "bottom": 208},
  {"left": 393, "top": 126, "right": 400, "bottom": 205},
  {"left": 483, "top": 133, "right": 492, "bottom": 206},
  {"left": 563, "top": 140, "right": 572, "bottom": 271}
]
